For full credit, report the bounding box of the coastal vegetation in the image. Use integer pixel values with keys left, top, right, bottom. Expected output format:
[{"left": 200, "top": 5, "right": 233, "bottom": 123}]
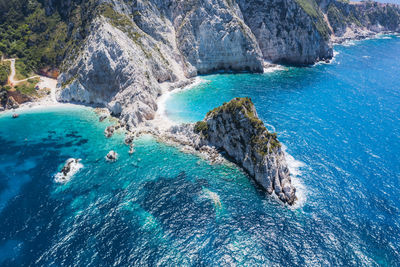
[
  {"left": 0, "top": 0, "right": 97, "bottom": 74},
  {"left": 0, "top": 61, "right": 10, "bottom": 85},
  {"left": 14, "top": 77, "right": 40, "bottom": 96},
  {"left": 203, "top": 97, "right": 281, "bottom": 154},
  {"left": 294, "top": 0, "right": 331, "bottom": 40}
]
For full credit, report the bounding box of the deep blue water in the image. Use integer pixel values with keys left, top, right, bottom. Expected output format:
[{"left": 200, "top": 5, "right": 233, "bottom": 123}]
[{"left": 0, "top": 35, "right": 400, "bottom": 266}]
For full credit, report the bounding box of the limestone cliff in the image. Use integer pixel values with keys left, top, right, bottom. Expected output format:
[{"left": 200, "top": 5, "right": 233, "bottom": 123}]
[
  {"left": 56, "top": 0, "right": 265, "bottom": 128},
  {"left": 238, "top": 0, "right": 333, "bottom": 64},
  {"left": 322, "top": 0, "right": 400, "bottom": 42},
  {"left": 54, "top": 0, "right": 400, "bottom": 129},
  {"left": 194, "top": 98, "right": 296, "bottom": 205}
]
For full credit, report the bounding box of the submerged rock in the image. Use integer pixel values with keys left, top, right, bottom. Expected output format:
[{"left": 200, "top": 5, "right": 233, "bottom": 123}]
[
  {"left": 194, "top": 98, "right": 296, "bottom": 205},
  {"left": 54, "top": 158, "right": 83, "bottom": 183},
  {"left": 129, "top": 144, "right": 135, "bottom": 155},
  {"left": 6, "top": 96, "right": 19, "bottom": 109},
  {"left": 99, "top": 114, "right": 107, "bottom": 122},
  {"left": 124, "top": 134, "right": 134, "bottom": 145},
  {"left": 105, "top": 150, "right": 118, "bottom": 162},
  {"left": 104, "top": 125, "right": 115, "bottom": 138}
]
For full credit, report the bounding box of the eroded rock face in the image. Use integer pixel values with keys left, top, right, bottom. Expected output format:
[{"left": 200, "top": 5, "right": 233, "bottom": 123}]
[
  {"left": 324, "top": 0, "right": 400, "bottom": 43},
  {"left": 194, "top": 97, "right": 297, "bottom": 205},
  {"left": 238, "top": 0, "right": 333, "bottom": 64},
  {"left": 56, "top": 0, "right": 399, "bottom": 130},
  {"left": 56, "top": 0, "right": 334, "bottom": 128}
]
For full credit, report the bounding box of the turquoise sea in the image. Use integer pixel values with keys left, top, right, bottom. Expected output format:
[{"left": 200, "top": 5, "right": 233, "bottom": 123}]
[{"left": 1, "top": 35, "right": 400, "bottom": 266}]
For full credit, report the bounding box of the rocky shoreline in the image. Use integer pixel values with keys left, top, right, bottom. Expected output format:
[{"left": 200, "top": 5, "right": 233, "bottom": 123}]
[{"left": 100, "top": 97, "right": 297, "bottom": 205}]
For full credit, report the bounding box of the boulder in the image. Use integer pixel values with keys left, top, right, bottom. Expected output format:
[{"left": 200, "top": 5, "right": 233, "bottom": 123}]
[
  {"left": 105, "top": 150, "right": 118, "bottom": 162},
  {"left": 124, "top": 134, "right": 134, "bottom": 145},
  {"left": 104, "top": 125, "right": 115, "bottom": 138},
  {"left": 6, "top": 96, "right": 19, "bottom": 109},
  {"left": 99, "top": 114, "right": 107, "bottom": 122},
  {"left": 54, "top": 158, "right": 83, "bottom": 183}
]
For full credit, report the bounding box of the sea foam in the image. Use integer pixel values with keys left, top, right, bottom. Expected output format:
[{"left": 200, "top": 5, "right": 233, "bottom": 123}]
[
  {"left": 54, "top": 160, "right": 83, "bottom": 184},
  {"left": 281, "top": 144, "right": 307, "bottom": 209}
]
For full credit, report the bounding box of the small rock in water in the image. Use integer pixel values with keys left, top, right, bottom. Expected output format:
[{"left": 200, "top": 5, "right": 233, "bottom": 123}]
[
  {"left": 104, "top": 126, "right": 115, "bottom": 138},
  {"left": 125, "top": 134, "right": 134, "bottom": 145},
  {"left": 12, "top": 113, "right": 19, "bottom": 119},
  {"left": 54, "top": 158, "right": 83, "bottom": 183},
  {"left": 129, "top": 144, "right": 135, "bottom": 155},
  {"left": 106, "top": 150, "right": 118, "bottom": 162},
  {"left": 99, "top": 114, "right": 107, "bottom": 122}
]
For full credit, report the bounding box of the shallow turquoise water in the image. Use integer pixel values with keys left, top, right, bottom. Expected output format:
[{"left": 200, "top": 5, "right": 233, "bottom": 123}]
[{"left": 0, "top": 35, "right": 400, "bottom": 266}]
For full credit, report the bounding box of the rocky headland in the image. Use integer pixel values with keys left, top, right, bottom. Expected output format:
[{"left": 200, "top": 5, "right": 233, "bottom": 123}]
[
  {"left": 195, "top": 97, "right": 296, "bottom": 204},
  {"left": 125, "top": 98, "right": 297, "bottom": 205}
]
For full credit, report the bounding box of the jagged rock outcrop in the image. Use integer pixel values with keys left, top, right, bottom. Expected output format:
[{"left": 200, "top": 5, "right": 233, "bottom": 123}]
[
  {"left": 0, "top": 88, "right": 32, "bottom": 110},
  {"left": 194, "top": 98, "right": 296, "bottom": 205}
]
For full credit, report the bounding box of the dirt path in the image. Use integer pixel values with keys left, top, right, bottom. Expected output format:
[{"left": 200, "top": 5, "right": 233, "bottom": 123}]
[
  {"left": 3, "top": 58, "right": 58, "bottom": 103},
  {"left": 5, "top": 58, "right": 40, "bottom": 86}
]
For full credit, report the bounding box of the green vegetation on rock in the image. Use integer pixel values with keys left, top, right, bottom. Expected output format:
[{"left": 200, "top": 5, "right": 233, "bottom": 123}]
[
  {"left": 15, "top": 60, "right": 32, "bottom": 80},
  {"left": 0, "top": 61, "right": 11, "bottom": 85},
  {"left": 295, "top": 0, "right": 331, "bottom": 40},
  {"left": 194, "top": 121, "right": 209, "bottom": 136},
  {"left": 14, "top": 77, "right": 40, "bottom": 96},
  {"left": 0, "top": 0, "right": 98, "bottom": 74},
  {"left": 204, "top": 97, "right": 281, "bottom": 154}
]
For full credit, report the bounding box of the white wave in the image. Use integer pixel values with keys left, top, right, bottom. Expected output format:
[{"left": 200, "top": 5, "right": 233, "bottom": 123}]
[
  {"left": 377, "top": 35, "right": 392, "bottom": 40},
  {"left": 263, "top": 63, "right": 286, "bottom": 73},
  {"left": 202, "top": 188, "right": 222, "bottom": 210},
  {"left": 342, "top": 40, "right": 356, "bottom": 47},
  {"left": 54, "top": 159, "right": 83, "bottom": 184},
  {"left": 264, "top": 123, "right": 276, "bottom": 133},
  {"left": 362, "top": 56, "right": 371, "bottom": 59},
  {"left": 281, "top": 144, "right": 307, "bottom": 209},
  {"left": 333, "top": 50, "right": 340, "bottom": 57}
]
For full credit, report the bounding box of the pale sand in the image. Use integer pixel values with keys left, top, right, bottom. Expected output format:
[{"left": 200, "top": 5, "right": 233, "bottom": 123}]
[{"left": 152, "top": 77, "right": 208, "bottom": 130}]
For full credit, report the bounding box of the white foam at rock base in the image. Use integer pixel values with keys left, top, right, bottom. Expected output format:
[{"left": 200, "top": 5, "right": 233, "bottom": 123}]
[
  {"left": 281, "top": 144, "right": 307, "bottom": 209},
  {"left": 54, "top": 160, "right": 83, "bottom": 184},
  {"left": 263, "top": 64, "right": 286, "bottom": 73}
]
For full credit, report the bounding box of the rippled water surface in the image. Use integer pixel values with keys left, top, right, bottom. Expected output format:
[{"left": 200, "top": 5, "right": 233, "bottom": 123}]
[{"left": 1, "top": 36, "right": 400, "bottom": 266}]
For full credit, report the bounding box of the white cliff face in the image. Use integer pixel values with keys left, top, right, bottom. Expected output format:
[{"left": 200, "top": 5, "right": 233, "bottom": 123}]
[
  {"left": 57, "top": 0, "right": 365, "bottom": 128},
  {"left": 56, "top": 16, "right": 180, "bottom": 128},
  {"left": 57, "top": 0, "right": 266, "bottom": 127},
  {"left": 238, "top": 0, "right": 333, "bottom": 64}
]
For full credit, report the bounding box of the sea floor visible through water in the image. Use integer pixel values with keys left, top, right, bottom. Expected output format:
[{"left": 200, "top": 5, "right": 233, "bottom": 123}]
[{"left": 0, "top": 35, "right": 400, "bottom": 266}]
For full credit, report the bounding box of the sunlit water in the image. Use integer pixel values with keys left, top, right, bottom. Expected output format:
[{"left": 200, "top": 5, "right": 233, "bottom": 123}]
[{"left": 1, "top": 35, "right": 400, "bottom": 266}]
